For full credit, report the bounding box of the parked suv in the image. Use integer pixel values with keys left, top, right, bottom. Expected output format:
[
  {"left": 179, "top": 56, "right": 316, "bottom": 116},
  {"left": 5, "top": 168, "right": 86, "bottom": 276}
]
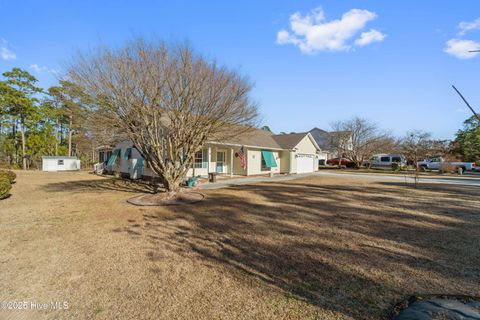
[{"left": 368, "top": 154, "right": 406, "bottom": 169}]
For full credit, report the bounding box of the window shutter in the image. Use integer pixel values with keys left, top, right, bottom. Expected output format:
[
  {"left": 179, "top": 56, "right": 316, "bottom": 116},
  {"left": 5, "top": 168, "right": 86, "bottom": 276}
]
[
  {"left": 122, "top": 147, "right": 132, "bottom": 160},
  {"left": 107, "top": 149, "right": 120, "bottom": 166},
  {"left": 261, "top": 150, "right": 278, "bottom": 168}
]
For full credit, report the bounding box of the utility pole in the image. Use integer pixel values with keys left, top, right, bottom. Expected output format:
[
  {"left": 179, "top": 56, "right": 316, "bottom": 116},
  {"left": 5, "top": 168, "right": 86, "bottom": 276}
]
[{"left": 451, "top": 85, "right": 480, "bottom": 122}]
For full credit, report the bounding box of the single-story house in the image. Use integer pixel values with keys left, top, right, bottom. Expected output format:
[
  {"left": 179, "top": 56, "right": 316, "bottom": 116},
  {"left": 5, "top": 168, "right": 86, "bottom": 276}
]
[
  {"left": 42, "top": 156, "right": 81, "bottom": 172},
  {"left": 99, "top": 129, "right": 323, "bottom": 180}
]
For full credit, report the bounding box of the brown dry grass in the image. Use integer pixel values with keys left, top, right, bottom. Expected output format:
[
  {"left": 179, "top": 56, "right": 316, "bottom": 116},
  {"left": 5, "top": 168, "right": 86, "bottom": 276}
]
[{"left": 1, "top": 171, "right": 479, "bottom": 320}]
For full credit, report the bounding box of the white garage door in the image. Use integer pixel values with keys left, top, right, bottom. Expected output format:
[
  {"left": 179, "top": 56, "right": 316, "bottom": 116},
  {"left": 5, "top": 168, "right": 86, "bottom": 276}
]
[{"left": 296, "top": 154, "right": 315, "bottom": 173}]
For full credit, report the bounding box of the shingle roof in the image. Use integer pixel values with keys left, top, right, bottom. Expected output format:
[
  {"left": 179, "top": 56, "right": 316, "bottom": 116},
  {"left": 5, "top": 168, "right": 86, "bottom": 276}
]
[
  {"left": 215, "top": 128, "right": 283, "bottom": 149},
  {"left": 271, "top": 132, "right": 309, "bottom": 149},
  {"left": 309, "top": 128, "right": 333, "bottom": 150}
]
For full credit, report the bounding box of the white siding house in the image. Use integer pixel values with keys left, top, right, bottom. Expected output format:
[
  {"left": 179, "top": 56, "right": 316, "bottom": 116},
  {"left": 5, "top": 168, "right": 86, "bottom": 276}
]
[{"left": 99, "top": 130, "right": 322, "bottom": 181}]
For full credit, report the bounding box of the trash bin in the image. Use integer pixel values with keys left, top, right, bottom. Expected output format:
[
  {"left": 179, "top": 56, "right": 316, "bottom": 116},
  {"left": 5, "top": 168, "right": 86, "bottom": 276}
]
[{"left": 208, "top": 172, "right": 217, "bottom": 183}]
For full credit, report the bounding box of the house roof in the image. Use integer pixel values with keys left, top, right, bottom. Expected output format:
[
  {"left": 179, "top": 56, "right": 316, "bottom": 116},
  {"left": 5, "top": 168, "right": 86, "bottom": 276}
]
[
  {"left": 211, "top": 128, "right": 283, "bottom": 150},
  {"left": 271, "top": 132, "right": 309, "bottom": 149},
  {"left": 309, "top": 128, "right": 333, "bottom": 150}
]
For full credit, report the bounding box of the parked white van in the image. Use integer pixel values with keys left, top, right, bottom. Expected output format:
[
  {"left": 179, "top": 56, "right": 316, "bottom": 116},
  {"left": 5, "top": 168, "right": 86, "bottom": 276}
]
[{"left": 368, "top": 154, "right": 406, "bottom": 169}]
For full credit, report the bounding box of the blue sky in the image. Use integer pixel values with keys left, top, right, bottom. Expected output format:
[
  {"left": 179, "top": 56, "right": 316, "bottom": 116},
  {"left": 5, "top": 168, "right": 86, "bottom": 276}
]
[{"left": 1, "top": 1, "right": 480, "bottom": 139}]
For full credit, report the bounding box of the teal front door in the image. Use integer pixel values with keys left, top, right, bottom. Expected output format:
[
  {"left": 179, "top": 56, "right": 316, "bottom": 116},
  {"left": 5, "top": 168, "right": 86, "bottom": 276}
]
[{"left": 216, "top": 152, "right": 225, "bottom": 173}]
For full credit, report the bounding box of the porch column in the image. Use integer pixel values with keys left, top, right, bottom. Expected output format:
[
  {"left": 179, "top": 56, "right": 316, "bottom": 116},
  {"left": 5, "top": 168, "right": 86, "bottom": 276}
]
[
  {"left": 245, "top": 149, "right": 249, "bottom": 176},
  {"left": 230, "top": 148, "right": 234, "bottom": 177},
  {"left": 208, "top": 147, "right": 211, "bottom": 173}
]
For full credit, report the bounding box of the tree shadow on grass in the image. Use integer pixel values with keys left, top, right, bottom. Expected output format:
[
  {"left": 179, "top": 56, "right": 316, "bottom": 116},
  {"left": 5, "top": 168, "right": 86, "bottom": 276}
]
[
  {"left": 44, "top": 177, "right": 156, "bottom": 194},
  {"left": 117, "top": 180, "right": 480, "bottom": 319}
]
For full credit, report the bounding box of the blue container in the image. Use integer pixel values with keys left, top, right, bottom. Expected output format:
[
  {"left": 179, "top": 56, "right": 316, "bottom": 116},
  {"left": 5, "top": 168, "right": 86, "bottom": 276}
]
[{"left": 187, "top": 176, "right": 197, "bottom": 187}]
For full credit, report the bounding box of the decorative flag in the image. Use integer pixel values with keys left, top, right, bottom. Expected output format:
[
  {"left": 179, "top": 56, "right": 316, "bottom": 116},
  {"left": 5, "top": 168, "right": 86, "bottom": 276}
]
[{"left": 238, "top": 146, "right": 246, "bottom": 171}]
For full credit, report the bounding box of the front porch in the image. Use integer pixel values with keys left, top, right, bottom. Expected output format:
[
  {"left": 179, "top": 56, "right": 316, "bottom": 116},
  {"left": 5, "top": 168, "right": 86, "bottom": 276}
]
[
  {"left": 189, "top": 145, "right": 247, "bottom": 178},
  {"left": 188, "top": 144, "right": 284, "bottom": 178}
]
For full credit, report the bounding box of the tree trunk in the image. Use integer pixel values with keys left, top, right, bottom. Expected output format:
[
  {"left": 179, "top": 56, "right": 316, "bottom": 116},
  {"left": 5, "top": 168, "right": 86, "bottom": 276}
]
[
  {"left": 68, "top": 115, "right": 73, "bottom": 157},
  {"left": 161, "top": 171, "right": 183, "bottom": 195},
  {"left": 20, "top": 115, "right": 27, "bottom": 170},
  {"left": 12, "top": 118, "right": 17, "bottom": 165},
  {"left": 55, "top": 120, "right": 59, "bottom": 156}
]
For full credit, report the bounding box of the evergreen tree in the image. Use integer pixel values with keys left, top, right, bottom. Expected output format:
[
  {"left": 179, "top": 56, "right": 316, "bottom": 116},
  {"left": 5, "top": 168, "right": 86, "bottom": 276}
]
[
  {"left": 1, "top": 68, "right": 43, "bottom": 169},
  {"left": 454, "top": 116, "right": 480, "bottom": 162}
]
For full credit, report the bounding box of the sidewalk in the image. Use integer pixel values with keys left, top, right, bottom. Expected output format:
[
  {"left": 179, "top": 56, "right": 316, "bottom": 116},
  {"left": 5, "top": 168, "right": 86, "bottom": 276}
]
[{"left": 198, "top": 172, "right": 320, "bottom": 190}]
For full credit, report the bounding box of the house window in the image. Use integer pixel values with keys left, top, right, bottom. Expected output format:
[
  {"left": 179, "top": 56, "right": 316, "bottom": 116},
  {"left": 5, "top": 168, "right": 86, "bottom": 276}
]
[
  {"left": 380, "top": 156, "right": 390, "bottom": 162},
  {"left": 194, "top": 151, "right": 203, "bottom": 168},
  {"left": 261, "top": 150, "right": 278, "bottom": 171},
  {"left": 58, "top": 159, "right": 64, "bottom": 165},
  {"left": 261, "top": 156, "right": 268, "bottom": 171}
]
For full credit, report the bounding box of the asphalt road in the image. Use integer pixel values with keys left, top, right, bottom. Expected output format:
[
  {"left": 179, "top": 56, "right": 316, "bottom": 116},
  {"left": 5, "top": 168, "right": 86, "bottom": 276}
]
[{"left": 316, "top": 171, "right": 480, "bottom": 187}]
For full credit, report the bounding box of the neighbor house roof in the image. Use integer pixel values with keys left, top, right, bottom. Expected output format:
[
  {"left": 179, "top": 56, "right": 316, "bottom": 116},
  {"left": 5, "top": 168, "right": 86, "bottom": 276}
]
[{"left": 309, "top": 128, "right": 333, "bottom": 150}]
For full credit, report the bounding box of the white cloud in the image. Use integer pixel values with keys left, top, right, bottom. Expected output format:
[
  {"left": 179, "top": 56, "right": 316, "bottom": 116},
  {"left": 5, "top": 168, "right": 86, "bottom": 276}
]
[
  {"left": 444, "top": 39, "right": 480, "bottom": 59},
  {"left": 30, "top": 64, "right": 49, "bottom": 73},
  {"left": 0, "top": 47, "right": 16, "bottom": 60},
  {"left": 354, "top": 29, "right": 386, "bottom": 46},
  {"left": 276, "top": 6, "right": 385, "bottom": 53},
  {"left": 30, "top": 64, "right": 60, "bottom": 76},
  {"left": 0, "top": 39, "right": 16, "bottom": 60},
  {"left": 459, "top": 17, "right": 480, "bottom": 35}
]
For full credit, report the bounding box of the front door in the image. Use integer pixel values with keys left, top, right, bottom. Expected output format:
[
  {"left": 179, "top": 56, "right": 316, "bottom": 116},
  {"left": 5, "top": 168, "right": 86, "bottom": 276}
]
[{"left": 216, "top": 151, "right": 225, "bottom": 173}]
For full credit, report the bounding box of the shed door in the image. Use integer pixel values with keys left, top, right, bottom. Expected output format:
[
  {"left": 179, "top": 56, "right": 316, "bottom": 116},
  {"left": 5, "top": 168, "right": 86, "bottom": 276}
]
[
  {"left": 296, "top": 154, "right": 315, "bottom": 173},
  {"left": 43, "top": 159, "right": 56, "bottom": 171}
]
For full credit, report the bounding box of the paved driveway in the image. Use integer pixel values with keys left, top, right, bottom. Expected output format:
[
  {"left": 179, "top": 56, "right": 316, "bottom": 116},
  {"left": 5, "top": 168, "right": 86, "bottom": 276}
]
[
  {"left": 199, "top": 171, "right": 480, "bottom": 190},
  {"left": 199, "top": 172, "right": 317, "bottom": 189},
  {"left": 316, "top": 171, "right": 480, "bottom": 188}
]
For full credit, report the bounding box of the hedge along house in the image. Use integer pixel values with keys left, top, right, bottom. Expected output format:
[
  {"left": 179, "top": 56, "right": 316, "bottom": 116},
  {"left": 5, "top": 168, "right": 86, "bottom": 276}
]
[{"left": 102, "top": 129, "right": 321, "bottom": 181}]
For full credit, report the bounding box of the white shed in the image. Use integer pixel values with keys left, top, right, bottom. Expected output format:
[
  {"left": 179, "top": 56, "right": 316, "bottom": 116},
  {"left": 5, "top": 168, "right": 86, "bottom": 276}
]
[{"left": 42, "top": 156, "right": 81, "bottom": 172}]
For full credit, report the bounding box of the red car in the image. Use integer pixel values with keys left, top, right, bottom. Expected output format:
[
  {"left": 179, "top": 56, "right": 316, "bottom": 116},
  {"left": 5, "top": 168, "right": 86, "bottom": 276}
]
[{"left": 326, "top": 158, "right": 355, "bottom": 167}]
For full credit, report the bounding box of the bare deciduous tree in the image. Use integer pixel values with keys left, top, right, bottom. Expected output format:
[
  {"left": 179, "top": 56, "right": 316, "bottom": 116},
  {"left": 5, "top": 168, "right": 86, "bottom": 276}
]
[
  {"left": 330, "top": 117, "right": 393, "bottom": 168},
  {"left": 400, "top": 130, "right": 453, "bottom": 165},
  {"left": 400, "top": 130, "right": 432, "bottom": 166},
  {"left": 69, "top": 38, "right": 258, "bottom": 194}
]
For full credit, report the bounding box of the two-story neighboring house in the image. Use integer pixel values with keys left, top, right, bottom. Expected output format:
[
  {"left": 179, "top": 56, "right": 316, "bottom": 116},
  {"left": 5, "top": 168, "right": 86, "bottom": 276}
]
[{"left": 308, "top": 127, "right": 353, "bottom": 162}]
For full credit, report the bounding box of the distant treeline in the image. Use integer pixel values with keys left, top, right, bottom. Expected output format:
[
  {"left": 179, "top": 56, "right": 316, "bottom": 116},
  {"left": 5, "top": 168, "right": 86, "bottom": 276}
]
[{"left": 1, "top": 67, "right": 478, "bottom": 170}]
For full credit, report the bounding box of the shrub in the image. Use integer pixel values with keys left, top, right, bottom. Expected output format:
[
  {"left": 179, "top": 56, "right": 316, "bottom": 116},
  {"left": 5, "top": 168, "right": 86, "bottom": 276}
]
[
  {"left": 0, "top": 175, "right": 11, "bottom": 200},
  {"left": 391, "top": 162, "right": 401, "bottom": 172},
  {"left": 0, "top": 170, "right": 16, "bottom": 184},
  {"left": 439, "top": 162, "right": 455, "bottom": 174}
]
